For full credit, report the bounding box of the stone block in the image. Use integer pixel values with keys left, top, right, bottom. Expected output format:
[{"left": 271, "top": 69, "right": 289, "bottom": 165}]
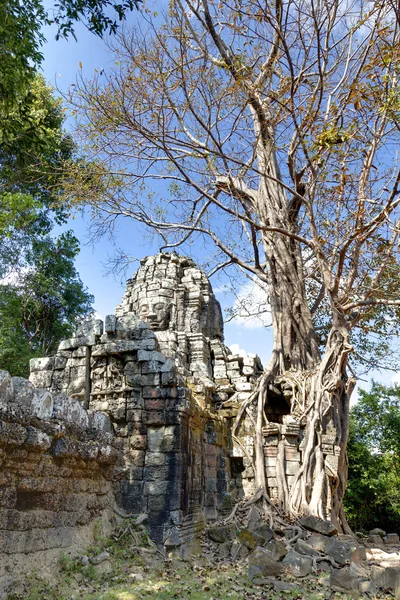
[
  {"left": 248, "top": 547, "right": 284, "bottom": 579},
  {"left": 54, "top": 356, "right": 68, "bottom": 369},
  {"left": 11, "top": 377, "right": 35, "bottom": 409},
  {"left": 307, "top": 533, "right": 360, "bottom": 565},
  {"left": 262, "top": 539, "right": 287, "bottom": 561},
  {"left": 384, "top": 533, "right": 400, "bottom": 544},
  {"left": 25, "top": 427, "right": 52, "bottom": 451},
  {"left": 282, "top": 550, "right": 313, "bottom": 577},
  {"left": 29, "top": 357, "right": 55, "bottom": 372},
  {"left": 371, "top": 565, "right": 400, "bottom": 591},
  {"left": 66, "top": 376, "right": 86, "bottom": 396},
  {"left": 29, "top": 370, "right": 53, "bottom": 389},
  {"left": 144, "top": 480, "right": 169, "bottom": 496},
  {"left": 52, "top": 395, "right": 89, "bottom": 429},
  {"left": 142, "top": 411, "right": 166, "bottom": 425},
  {"left": 31, "top": 389, "right": 54, "bottom": 420},
  {"left": 58, "top": 335, "right": 96, "bottom": 351},
  {"left": 105, "top": 314, "right": 117, "bottom": 333},
  {"left": 87, "top": 410, "right": 113, "bottom": 433},
  {"left": 207, "top": 523, "right": 236, "bottom": 543},
  {"left": 145, "top": 452, "right": 166, "bottom": 466},
  {"left": 137, "top": 350, "right": 166, "bottom": 363},
  {"left": 330, "top": 568, "right": 362, "bottom": 594},
  {"left": 299, "top": 516, "right": 338, "bottom": 537},
  {"left": 147, "top": 426, "right": 166, "bottom": 452},
  {"left": 143, "top": 465, "right": 170, "bottom": 480}
]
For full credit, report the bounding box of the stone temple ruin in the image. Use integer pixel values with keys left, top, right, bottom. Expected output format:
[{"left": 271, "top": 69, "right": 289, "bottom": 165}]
[{"left": 0, "top": 252, "right": 344, "bottom": 586}]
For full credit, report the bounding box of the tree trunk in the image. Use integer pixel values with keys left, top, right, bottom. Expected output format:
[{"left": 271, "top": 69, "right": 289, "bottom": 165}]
[{"left": 237, "top": 110, "right": 356, "bottom": 530}]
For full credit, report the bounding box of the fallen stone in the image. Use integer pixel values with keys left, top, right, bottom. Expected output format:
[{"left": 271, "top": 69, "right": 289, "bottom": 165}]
[
  {"left": 262, "top": 539, "right": 287, "bottom": 561},
  {"left": 369, "top": 534, "right": 384, "bottom": 545},
  {"left": 129, "top": 572, "right": 145, "bottom": 581},
  {"left": 238, "top": 528, "right": 266, "bottom": 550},
  {"left": 384, "top": 533, "right": 400, "bottom": 545},
  {"left": 91, "top": 551, "right": 111, "bottom": 565},
  {"left": 349, "top": 561, "right": 369, "bottom": 579},
  {"left": 295, "top": 538, "right": 321, "bottom": 557},
  {"left": 254, "top": 523, "right": 274, "bottom": 543},
  {"left": 81, "top": 555, "right": 89, "bottom": 566},
  {"left": 273, "top": 580, "right": 302, "bottom": 593},
  {"left": 330, "top": 568, "right": 361, "bottom": 595},
  {"left": 317, "top": 561, "right": 333, "bottom": 573},
  {"left": 219, "top": 542, "right": 231, "bottom": 559},
  {"left": 282, "top": 550, "right": 312, "bottom": 577},
  {"left": 247, "top": 505, "right": 260, "bottom": 532},
  {"left": 359, "top": 580, "right": 378, "bottom": 595},
  {"left": 247, "top": 547, "right": 284, "bottom": 579},
  {"left": 370, "top": 528, "right": 386, "bottom": 537},
  {"left": 307, "top": 533, "right": 360, "bottom": 565},
  {"left": 299, "top": 516, "right": 338, "bottom": 537},
  {"left": 396, "top": 573, "right": 400, "bottom": 600},
  {"left": 371, "top": 565, "right": 400, "bottom": 591},
  {"left": 207, "top": 523, "right": 236, "bottom": 543}
]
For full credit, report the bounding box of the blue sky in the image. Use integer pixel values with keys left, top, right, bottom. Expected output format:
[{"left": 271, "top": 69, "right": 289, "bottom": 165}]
[{"left": 38, "top": 7, "right": 398, "bottom": 393}]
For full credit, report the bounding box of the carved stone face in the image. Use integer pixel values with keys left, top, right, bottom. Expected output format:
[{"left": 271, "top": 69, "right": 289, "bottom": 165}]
[{"left": 138, "top": 299, "right": 171, "bottom": 330}]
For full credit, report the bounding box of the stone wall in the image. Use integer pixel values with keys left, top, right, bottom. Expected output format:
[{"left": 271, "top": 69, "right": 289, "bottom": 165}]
[{"left": 0, "top": 370, "right": 118, "bottom": 592}]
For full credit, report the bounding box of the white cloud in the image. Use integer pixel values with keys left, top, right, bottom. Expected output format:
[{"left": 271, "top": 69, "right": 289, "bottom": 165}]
[
  {"left": 0, "top": 267, "right": 30, "bottom": 287},
  {"left": 228, "top": 343, "right": 248, "bottom": 357},
  {"left": 391, "top": 373, "right": 400, "bottom": 386},
  {"left": 229, "top": 278, "right": 271, "bottom": 329}
]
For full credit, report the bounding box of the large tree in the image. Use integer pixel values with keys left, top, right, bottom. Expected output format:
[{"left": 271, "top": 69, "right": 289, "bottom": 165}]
[
  {"left": 64, "top": 0, "right": 400, "bottom": 529},
  {"left": 0, "top": 75, "right": 94, "bottom": 375},
  {"left": 0, "top": 233, "right": 94, "bottom": 377},
  {"left": 0, "top": 74, "right": 74, "bottom": 276}
]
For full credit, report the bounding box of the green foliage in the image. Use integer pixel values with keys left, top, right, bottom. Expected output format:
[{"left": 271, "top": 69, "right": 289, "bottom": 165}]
[
  {"left": 345, "top": 383, "right": 400, "bottom": 532},
  {"left": 51, "top": 0, "right": 142, "bottom": 40},
  {"left": 0, "top": 0, "right": 45, "bottom": 104},
  {"left": 0, "top": 75, "right": 75, "bottom": 276},
  {"left": 0, "top": 232, "right": 94, "bottom": 377}
]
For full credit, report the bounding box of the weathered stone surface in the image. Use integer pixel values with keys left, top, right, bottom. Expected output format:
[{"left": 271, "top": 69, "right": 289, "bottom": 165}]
[
  {"left": 330, "top": 568, "right": 362, "bottom": 594},
  {"left": 31, "top": 389, "right": 54, "bottom": 420},
  {"left": 238, "top": 528, "right": 265, "bottom": 550},
  {"left": 371, "top": 565, "right": 400, "bottom": 591},
  {"left": 370, "top": 528, "right": 386, "bottom": 537},
  {"left": 307, "top": 533, "right": 360, "bottom": 565},
  {"left": 246, "top": 505, "right": 260, "bottom": 532},
  {"left": 369, "top": 534, "right": 383, "bottom": 544},
  {"left": 282, "top": 550, "right": 313, "bottom": 577},
  {"left": 295, "top": 538, "right": 321, "bottom": 557},
  {"left": 248, "top": 547, "right": 284, "bottom": 579},
  {"left": 0, "top": 371, "right": 118, "bottom": 589},
  {"left": 52, "top": 395, "right": 89, "bottom": 429},
  {"left": 299, "top": 516, "right": 337, "bottom": 537},
  {"left": 262, "top": 539, "right": 287, "bottom": 561},
  {"left": 208, "top": 524, "right": 236, "bottom": 543},
  {"left": 0, "top": 370, "right": 14, "bottom": 408},
  {"left": 384, "top": 533, "right": 400, "bottom": 545}
]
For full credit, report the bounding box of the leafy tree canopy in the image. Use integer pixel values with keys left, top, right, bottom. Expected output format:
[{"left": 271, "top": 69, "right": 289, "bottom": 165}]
[
  {"left": 345, "top": 383, "right": 400, "bottom": 533},
  {"left": 0, "top": 75, "right": 93, "bottom": 376},
  {"left": 0, "top": 74, "right": 74, "bottom": 276},
  {"left": 0, "top": 232, "right": 94, "bottom": 377}
]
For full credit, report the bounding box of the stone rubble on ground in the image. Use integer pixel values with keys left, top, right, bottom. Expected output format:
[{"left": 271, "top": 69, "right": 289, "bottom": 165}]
[{"left": 204, "top": 514, "right": 400, "bottom": 597}]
